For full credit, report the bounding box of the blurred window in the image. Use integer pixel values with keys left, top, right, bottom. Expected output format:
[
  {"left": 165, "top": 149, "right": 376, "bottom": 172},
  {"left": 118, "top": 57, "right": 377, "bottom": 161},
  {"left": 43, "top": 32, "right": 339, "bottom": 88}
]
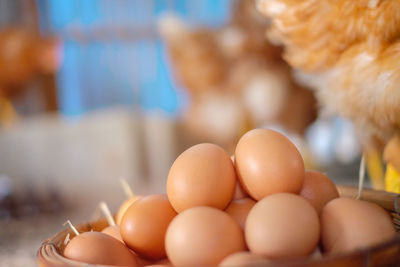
[{"left": 36, "top": 0, "right": 232, "bottom": 116}]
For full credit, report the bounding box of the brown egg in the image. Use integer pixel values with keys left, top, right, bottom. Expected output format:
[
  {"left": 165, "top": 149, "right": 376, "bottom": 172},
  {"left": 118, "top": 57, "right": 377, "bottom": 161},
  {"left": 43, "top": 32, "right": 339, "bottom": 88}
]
[
  {"left": 235, "top": 129, "right": 305, "bottom": 200},
  {"left": 120, "top": 194, "right": 177, "bottom": 260},
  {"left": 167, "top": 143, "right": 236, "bottom": 212},
  {"left": 63, "top": 231, "right": 138, "bottom": 266},
  {"left": 165, "top": 206, "right": 246, "bottom": 266},
  {"left": 225, "top": 198, "right": 256, "bottom": 230},
  {"left": 116, "top": 196, "right": 141, "bottom": 225},
  {"left": 246, "top": 193, "right": 319, "bottom": 259},
  {"left": 299, "top": 170, "right": 339, "bottom": 214},
  {"left": 219, "top": 251, "right": 270, "bottom": 266},
  {"left": 101, "top": 225, "right": 123, "bottom": 243},
  {"left": 321, "top": 197, "right": 396, "bottom": 254}
]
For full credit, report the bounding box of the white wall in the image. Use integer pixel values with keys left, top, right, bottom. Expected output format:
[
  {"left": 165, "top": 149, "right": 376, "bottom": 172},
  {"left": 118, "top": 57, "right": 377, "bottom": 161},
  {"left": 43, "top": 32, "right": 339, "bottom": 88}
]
[{"left": 0, "top": 108, "right": 177, "bottom": 209}]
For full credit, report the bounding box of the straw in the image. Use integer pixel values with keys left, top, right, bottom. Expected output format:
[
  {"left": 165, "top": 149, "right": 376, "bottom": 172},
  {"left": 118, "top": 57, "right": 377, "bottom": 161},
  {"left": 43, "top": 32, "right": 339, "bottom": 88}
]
[
  {"left": 357, "top": 155, "right": 366, "bottom": 200},
  {"left": 63, "top": 220, "right": 79, "bottom": 236},
  {"left": 99, "top": 201, "right": 116, "bottom": 226},
  {"left": 120, "top": 178, "right": 134, "bottom": 199}
]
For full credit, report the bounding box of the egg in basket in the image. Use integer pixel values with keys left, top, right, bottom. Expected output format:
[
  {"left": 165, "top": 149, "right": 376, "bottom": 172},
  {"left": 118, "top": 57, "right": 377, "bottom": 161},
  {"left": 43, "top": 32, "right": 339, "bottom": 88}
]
[{"left": 38, "top": 129, "right": 400, "bottom": 267}]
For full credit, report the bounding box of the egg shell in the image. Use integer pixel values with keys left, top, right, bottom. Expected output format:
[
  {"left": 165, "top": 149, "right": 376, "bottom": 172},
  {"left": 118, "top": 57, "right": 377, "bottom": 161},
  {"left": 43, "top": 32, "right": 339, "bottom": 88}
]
[
  {"left": 101, "top": 225, "right": 123, "bottom": 243},
  {"left": 165, "top": 206, "right": 246, "bottom": 266},
  {"left": 218, "top": 251, "right": 270, "bottom": 266},
  {"left": 235, "top": 129, "right": 305, "bottom": 200},
  {"left": 116, "top": 196, "right": 141, "bottom": 225},
  {"left": 63, "top": 231, "right": 138, "bottom": 266},
  {"left": 299, "top": 170, "right": 339, "bottom": 214},
  {"left": 245, "top": 193, "right": 320, "bottom": 259},
  {"left": 120, "top": 194, "right": 177, "bottom": 260},
  {"left": 225, "top": 198, "right": 256, "bottom": 230},
  {"left": 167, "top": 143, "right": 236, "bottom": 212},
  {"left": 321, "top": 197, "right": 396, "bottom": 254}
]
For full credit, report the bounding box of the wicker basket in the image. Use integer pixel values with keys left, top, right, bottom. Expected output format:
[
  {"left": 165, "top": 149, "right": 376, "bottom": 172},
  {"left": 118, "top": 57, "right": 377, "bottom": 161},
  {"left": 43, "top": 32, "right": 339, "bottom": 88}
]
[{"left": 37, "top": 185, "right": 400, "bottom": 267}]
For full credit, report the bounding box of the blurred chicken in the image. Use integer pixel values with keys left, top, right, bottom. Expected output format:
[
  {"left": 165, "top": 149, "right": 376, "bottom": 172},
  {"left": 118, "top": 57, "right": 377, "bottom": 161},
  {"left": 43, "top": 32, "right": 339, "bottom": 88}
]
[
  {"left": 257, "top": 0, "right": 400, "bottom": 192},
  {"left": 159, "top": 0, "right": 317, "bottom": 153},
  {"left": 0, "top": 28, "right": 61, "bottom": 127}
]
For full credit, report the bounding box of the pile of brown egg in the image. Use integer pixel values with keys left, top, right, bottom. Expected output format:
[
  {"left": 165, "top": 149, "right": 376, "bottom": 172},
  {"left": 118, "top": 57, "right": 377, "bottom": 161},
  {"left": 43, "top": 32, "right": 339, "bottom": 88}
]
[{"left": 63, "top": 129, "right": 397, "bottom": 267}]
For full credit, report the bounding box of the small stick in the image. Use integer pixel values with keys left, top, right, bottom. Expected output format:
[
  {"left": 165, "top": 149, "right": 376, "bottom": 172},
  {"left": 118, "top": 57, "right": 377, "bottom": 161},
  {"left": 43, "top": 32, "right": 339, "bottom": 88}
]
[
  {"left": 63, "top": 220, "right": 80, "bottom": 236},
  {"left": 63, "top": 233, "right": 71, "bottom": 245},
  {"left": 120, "top": 178, "right": 134, "bottom": 199},
  {"left": 99, "top": 201, "right": 116, "bottom": 226},
  {"left": 357, "top": 155, "right": 366, "bottom": 200}
]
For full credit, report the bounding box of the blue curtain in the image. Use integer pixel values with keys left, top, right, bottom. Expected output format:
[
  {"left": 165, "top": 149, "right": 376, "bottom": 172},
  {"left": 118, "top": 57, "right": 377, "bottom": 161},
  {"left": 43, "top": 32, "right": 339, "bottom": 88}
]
[{"left": 36, "top": 0, "right": 232, "bottom": 116}]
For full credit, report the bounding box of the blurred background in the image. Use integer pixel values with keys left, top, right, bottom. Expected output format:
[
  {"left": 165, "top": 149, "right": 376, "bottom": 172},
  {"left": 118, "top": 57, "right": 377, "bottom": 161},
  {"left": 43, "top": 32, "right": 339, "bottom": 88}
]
[{"left": 0, "top": 0, "right": 361, "bottom": 265}]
